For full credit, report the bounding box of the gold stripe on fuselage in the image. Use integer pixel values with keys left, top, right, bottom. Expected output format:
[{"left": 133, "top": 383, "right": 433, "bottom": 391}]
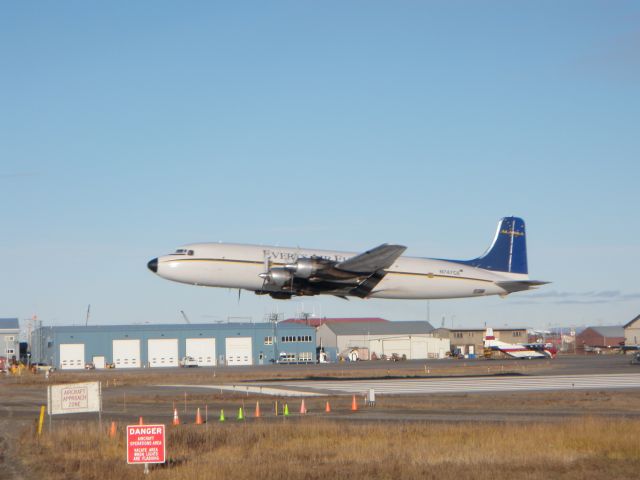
[{"left": 161, "top": 258, "right": 494, "bottom": 284}]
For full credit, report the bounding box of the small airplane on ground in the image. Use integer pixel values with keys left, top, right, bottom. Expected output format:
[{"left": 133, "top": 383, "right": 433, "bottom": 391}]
[
  {"left": 147, "top": 216, "right": 548, "bottom": 301},
  {"left": 483, "top": 328, "right": 557, "bottom": 359}
]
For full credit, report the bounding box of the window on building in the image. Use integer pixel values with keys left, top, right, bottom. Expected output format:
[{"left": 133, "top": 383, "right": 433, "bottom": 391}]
[
  {"left": 513, "top": 331, "right": 522, "bottom": 337},
  {"left": 264, "top": 336, "right": 273, "bottom": 345},
  {"left": 454, "top": 332, "right": 463, "bottom": 339}
]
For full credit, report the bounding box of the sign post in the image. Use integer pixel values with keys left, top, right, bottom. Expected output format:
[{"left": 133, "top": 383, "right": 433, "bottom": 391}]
[{"left": 127, "top": 424, "right": 166, "bottom": 475}]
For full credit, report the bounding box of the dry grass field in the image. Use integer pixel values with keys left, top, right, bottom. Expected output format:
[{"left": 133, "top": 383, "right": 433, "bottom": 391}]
[
  {"left": 4, "top": 357, "right": 639, "bottom": 479},
  {"left": 18, "top": 417, "right": 640, "bottom": 480}
]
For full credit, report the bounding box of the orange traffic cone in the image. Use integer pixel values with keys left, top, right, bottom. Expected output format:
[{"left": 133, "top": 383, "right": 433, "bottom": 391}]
[
  {"left": 300, "top": 399, "right": 307, "bottom": 415},
  {"left": 351, "top": 395, "right": 358, "bottom": 411},
  {"left": 108, "top": 421, "right": 117, "bottom": 438},
  {"left": 195, "top": 407, "right": 203, "bottom": 425},
  {"left": 255, "top": 401, "right": 261, "bottom": 418},
  {"left": 325, "top": 401, "right": 331, "bottom": 413},
  {"left": 139, "top": 416, "right": 144, "bottom": 425},
  {"left": 172, "top": 408, "right": 180, "bottom": 426}
]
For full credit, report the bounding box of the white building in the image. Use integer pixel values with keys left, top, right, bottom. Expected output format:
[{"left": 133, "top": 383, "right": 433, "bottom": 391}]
[
  {"left": 624, "top": 314, "right": 640, "bottom": 347},
  {"left": 317, "top": 321, "right": 449, "bottom": 361},
  {"left": 0, "top": 318, "right": 20, "bottom": 367}
]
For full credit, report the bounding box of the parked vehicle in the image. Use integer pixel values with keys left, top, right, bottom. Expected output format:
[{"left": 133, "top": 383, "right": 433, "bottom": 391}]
[
  {"left": 180, "top": 356, "right": 198, "bottom": 367},
  {"left": 33, "top": 363, "right": 54, "bottom": 372}
]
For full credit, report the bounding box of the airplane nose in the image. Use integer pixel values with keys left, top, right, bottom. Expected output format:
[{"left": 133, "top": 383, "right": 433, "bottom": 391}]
[{"left": 147, "top": 258, "right": 158, "bottom": 273}]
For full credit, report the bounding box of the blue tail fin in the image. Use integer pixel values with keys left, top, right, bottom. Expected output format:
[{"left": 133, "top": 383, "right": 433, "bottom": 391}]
[{"left": 459, "top": 217, "right": 528, "bottom": 275}]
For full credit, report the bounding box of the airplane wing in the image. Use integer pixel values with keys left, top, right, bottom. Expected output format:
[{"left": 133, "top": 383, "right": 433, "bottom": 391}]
[
  {"left": 260, "top": 244, "right": 406, "bottom": 299},
  {"left": 337, "top": 244, "right": 406, "bottom": 298},
  {"left": 336, "top": 244, "right": 406, "bottom": 273},
  {"left": 496, "top": 280, "right": 550, "bottom": 294}
]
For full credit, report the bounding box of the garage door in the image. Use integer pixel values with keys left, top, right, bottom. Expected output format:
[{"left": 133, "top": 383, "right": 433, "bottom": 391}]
[
  {"left": 60, "top": 344, "right": 84, "bottom": 369},
  {"left": 113, "top": 339, "right": 141, "bottom": 368},
  {"left": 148, "top": 339, "right": 179, "bottom": 367},
  {"left": 186, "top": 338, "right": 216, "bottom": 366},
  {"left": 225, "top": 337, "right": 252, "bottom": 366},
  {"left": 382, "top": 338, "right": 411, "bottom": 359},
  {"left": 410, "top": 338, "right": 428, "bottom": 359}
]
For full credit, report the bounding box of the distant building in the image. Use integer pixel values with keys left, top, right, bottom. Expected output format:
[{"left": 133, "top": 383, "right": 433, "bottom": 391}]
[
  {"left": 32, "top": 322, "right": 316, "bottom": 369},
  {"left": 624, "top": 315, "right": 640, "bottom": 347},
  {"left": 0, "top": 318, "right": 20, "bottom": 368},
  {"left": 434, "top": 328, "right": 528, "bottom": 357},
  {"left": 316, "top": 320, "right": 449, "bottom": 361},
  {"left": 576, "top": 326, "right": 625, "bottom": 353}
]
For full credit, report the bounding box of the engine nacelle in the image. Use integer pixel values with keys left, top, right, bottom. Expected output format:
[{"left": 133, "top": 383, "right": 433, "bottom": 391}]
[
  {"left": 284, "top": 257, "right": 325, "bottom": 279},
  {"left": 259, "top": 268, "right": 292, "bottom": 287}
]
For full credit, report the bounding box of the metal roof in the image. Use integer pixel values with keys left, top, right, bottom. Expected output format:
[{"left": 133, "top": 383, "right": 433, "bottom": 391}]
[
  {"left": 322, "top": 321, "right": 434, "bottom": 336},
  {"left": 435, "top": 327, "right": 528, "bottom": 332},
  {"left": 283, "top": 317, "right": 389, "bottom": 328},
  {"left": 39, "top": 322, "right": 313, "bottom": 333},
  {"left": 0, "top": 318, "right": 19, "bottom": 330},
  {"left": 588, "top": 326, "right": 624, "bottom": 338}
]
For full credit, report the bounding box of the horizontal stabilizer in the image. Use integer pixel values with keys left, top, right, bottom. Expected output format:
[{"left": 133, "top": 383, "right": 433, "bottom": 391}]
[
  {"left": 337, "top": 244, "right": 406, "bottom": 273},
  {"left": 496, "top": 280, "right": 549, "bottom": 294}
]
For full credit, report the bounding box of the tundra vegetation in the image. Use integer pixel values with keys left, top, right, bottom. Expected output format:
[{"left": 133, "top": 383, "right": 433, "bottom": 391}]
[{"left": 19, "top": 417, "right": 640, "bottom": 480}]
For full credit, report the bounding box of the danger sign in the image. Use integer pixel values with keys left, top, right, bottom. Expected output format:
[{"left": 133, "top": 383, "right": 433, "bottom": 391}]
[{"left": 126, "top": 425, "right": 166, "bottom": 464}]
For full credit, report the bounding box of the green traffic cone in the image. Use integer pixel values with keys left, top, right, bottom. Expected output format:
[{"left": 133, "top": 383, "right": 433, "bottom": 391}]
[
  {"left": 283, "top": 403, "right": 289, "bottom": 417},
  {"left": 237, "top": 407, "right": 244, "bottom": 421},
  {"left": 219, "top": 409, "right": 225, "bottom": 422}
]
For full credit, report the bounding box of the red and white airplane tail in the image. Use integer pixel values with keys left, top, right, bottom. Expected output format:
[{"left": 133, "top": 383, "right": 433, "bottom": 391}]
[{"left": 484, "top": 328, "right": 556, "bottom": 359}]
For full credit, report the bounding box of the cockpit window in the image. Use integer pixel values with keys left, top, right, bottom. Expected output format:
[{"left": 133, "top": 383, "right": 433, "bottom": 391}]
[{"left": 171, "top": 249, "right": 195, "bottom": 256}]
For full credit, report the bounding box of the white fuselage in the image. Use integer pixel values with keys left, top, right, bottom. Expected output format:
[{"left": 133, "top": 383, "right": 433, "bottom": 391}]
[{"left": 153, "top": 243, "right": 528, "bottom": 299}]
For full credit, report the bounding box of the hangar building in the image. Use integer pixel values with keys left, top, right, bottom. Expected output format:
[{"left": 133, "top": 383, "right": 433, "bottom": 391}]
[
  {"left": 31, "top": 322, "right": 315, "bottom": 370},
  {"left": 576, "top": 325, "right": 624, "bottom": 353},
  {"left": 316, "top": 321, "right": 449, "bottom": 361}
]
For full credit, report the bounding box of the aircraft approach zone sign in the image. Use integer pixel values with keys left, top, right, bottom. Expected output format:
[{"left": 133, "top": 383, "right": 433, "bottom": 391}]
[
  {"left": 48, "top": 381, "right": 101, "bottom": 415},
  {"left": 126, "top": 425, "right": 166, "bottom": 464}
]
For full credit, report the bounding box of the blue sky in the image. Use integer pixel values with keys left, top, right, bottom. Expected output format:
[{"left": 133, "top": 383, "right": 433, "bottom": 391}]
[{"left": 2, "top": 1, "right": 639, "bottom": 330}]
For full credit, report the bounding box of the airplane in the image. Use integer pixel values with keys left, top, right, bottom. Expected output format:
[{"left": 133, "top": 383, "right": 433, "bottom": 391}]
[
  {"left": 147, "top": 216, "right": 548, "bottom": 300},
  {"left": 483, "top": 328, "right": 557, "bottom": 359}
]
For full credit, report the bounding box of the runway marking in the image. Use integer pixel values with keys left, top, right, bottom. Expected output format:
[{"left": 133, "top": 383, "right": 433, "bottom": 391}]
[{"left": 160, "top": 374, "right": 640, "bottom": 397}]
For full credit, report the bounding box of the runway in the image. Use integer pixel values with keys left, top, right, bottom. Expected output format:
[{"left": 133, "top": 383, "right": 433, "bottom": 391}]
[{"left": 168, "top": 373, "right": 640, "bottom": 397}]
